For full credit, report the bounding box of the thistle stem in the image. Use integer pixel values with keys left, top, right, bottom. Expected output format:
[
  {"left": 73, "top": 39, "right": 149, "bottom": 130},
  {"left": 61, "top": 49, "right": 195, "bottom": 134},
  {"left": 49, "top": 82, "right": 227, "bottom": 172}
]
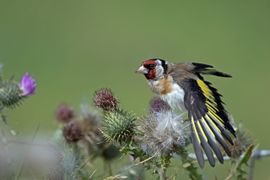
[
  {"left": 158, "top": 166, "right": 167, "bottom": 180},
  {"left": 108, "top": 162, "right": 113, "bottom": 176},
  {"left": 247, "top": 156, "right": 256, "bottom": 180}
]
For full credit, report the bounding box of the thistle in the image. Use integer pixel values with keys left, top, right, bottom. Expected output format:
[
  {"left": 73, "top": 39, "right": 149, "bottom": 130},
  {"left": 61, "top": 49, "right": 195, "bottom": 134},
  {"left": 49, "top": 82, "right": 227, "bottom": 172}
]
[
  {"left": 139, "top": 111, "right": 190, "bottom": 155},
  {"left": 79, "top": 104, "right": 104, "bottom": 153},
  {"left": 149, "top": 97, "right": 171, "bottom": 113},
  {"left": 231, "top": 125, "right": 253, "bottom": 158},
  {"left": 55, "top": 104, "right": 75, "bottom": 123},
  {"left": 19, "top": 73, "right": 36, "bottom": 97},
  {"left": 80, "top": 104, "right": 101, "bottom": 128},
  {"left": 93, "top": 88, "right": 118, "bottom": 111},
  {"left": 0, "top": 82, "right": 22, "bottom": 108},
  {"left": 102, "top": 108, "right": 136, "bottom": 144},
  {"left": 63, "top": 121, "right": 83, "bottom": 143},
  {"left": 0, "top": 73, "right": 36, "bottom": 109}
]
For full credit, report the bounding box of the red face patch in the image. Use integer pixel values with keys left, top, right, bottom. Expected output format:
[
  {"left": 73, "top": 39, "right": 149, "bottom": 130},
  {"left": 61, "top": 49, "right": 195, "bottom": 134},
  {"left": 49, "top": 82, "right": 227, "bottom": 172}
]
[
  {"left": 143, "top": 59, "right": 156, "bottom": 68},
  {"left": 143, "top": 59, "right": 157, "bottom": 80}
]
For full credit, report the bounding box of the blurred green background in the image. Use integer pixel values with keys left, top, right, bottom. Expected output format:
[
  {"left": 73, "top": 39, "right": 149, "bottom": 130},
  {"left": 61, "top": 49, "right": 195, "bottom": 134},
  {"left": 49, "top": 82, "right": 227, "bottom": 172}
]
[{"left": 0, "top": 0, "right": 270, "bottom": 179}]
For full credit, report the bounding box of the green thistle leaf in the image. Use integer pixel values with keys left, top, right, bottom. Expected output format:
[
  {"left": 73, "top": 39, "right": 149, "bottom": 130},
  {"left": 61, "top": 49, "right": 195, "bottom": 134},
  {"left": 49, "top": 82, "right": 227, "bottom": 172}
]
[{"left": 226, "top": 144, "right": 256, "bottom": 180}]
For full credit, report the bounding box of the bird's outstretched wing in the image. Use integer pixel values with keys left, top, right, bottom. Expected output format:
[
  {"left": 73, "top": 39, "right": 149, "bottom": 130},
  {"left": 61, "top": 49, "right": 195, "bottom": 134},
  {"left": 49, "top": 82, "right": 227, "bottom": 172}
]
[{"left": 182, "top": 78, "right": 235, "bottom": 168}]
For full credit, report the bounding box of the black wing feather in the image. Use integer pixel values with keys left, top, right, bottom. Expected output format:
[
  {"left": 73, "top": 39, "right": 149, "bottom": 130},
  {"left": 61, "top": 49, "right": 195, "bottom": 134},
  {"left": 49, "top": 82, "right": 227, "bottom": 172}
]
[
  {"left": 195, "top": 104, "right": 224, "bottom": 164},
  {"left": 183, "top": 78, "right": 235, "bottom": 168},
  {"left": 192, "top": 102, "right": 216, "bottom": 167},
  {"left": 190, "top": 113, "right": 205, "bottom": 168},
  {"left": 205, "top": 117, "right": 232, "bottom": 157}
]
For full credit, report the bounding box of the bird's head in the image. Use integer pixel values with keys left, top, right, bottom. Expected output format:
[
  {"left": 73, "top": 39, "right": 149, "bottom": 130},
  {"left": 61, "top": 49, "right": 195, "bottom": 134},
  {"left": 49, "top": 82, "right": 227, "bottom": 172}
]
[{"left": 136, "top": 58, "right": 168, "bottom": 80}]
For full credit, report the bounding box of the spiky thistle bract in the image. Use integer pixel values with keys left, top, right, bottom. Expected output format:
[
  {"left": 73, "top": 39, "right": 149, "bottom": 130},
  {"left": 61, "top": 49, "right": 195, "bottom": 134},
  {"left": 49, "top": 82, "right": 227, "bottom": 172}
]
[{"left": 102, "top": 108, "right": 137, "bottom": 145}]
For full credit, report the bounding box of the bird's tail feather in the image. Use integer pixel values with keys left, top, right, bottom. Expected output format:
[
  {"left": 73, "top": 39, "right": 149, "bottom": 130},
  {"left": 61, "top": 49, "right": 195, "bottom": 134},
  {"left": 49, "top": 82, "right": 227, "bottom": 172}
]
[{"left": 192, "top": 62, "right": 232, "bottom": 78}]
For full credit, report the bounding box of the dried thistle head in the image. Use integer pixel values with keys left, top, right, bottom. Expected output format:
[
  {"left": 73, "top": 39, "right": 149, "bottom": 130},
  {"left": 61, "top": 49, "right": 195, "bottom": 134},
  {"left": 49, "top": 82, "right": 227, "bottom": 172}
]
[
  {"left": 55, "top": 104, "right": 75, "bottom": 123},
  {"left": 230, "top": 124, "right": 253, "bottom": 158},
  {"left": 79, "top": 104, "right": 104, "bottom": 151},
  {"left": 102, "top": 108, "right": 136, "bottom": 144},
  {"left": 149, "top": 97, "right": 171, "bottom": 113},
  {"left": 93, "top": 88, "right": 118, "bottom": 111},
  {"left": 138, "top": 111, "right": 190, "bottom": 155},
  {"left": 80, "top": 104, "right": 101, "bottom": 129},
  {"left": 80, "top": 104, "right": 102, "bottom": 139},
  {"left": 63, "top": 120, "right": 83, "bottom": 143}
]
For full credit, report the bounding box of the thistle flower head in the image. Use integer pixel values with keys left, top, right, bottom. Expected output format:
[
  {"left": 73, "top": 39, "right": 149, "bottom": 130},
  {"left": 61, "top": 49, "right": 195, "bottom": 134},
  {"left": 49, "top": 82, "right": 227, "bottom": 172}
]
[
  {"left": 63, "top": 121, "right": 83, "bottom": 143},
  {"left": 80, "top": 104, "right": 101, "bottom": 127},
  {"left": 139, "top": 111, "right": 190, "bottom": 155},
  {"left": 79, "top": 106, "right": 120, "bottom": 161},
  {"left": 19, "top": 73, "right": 36, "bottom": 97},
  {"left": 102, "top": 108, "right": 136, "bottom": 144},
  {"left": 80, "top": 104, "right": 102, "bottom": 139},
  {"left": 79, "top": 104, "right": 104, "bottom": 150},
  {"left": 93, "top": 88, "right": 118, "bottom": 111},
  {"left": 149, "top": 97, "right": 171, "bottom": 113},
  {"left": 0, "top": 73, "right": 36, "bottom": 109},
  {"left": 0, "top": 82, "right": 22, "bottom": 108},
  {"left": 55, "top": 104, "right": 75, "bottom": 123},
  {"left": 231, "top": 124, "right": 253, "bottom": 158}
]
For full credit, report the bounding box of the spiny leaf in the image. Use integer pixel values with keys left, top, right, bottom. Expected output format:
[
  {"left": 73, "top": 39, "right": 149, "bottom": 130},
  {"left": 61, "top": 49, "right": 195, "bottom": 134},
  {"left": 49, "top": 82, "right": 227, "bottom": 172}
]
[
  {"left": 238, "top": 144, "right": 255, "bottom": 166},
  {"left": 225, "top": 144, "right": 256, "bottom": 180}
]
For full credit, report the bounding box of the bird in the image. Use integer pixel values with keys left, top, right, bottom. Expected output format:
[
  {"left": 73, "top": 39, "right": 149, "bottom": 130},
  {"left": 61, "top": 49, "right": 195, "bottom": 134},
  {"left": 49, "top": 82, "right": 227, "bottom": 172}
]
[{"left": 136, "top": 58, "right": 236, "bottom": 168}]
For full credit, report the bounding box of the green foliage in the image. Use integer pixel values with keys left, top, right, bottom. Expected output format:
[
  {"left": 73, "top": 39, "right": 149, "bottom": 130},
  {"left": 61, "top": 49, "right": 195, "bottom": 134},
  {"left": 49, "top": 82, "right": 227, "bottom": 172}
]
[
  {"left": 1, "top": 80, "right": 266, "bottom": 180},
  {"left": 177, "top": 149, "right": 203, "bottom": 180},
  {"left": 236, "top": 145, "right": 255, "bottom": 180},
  {"left": 226, "top": 145, "right": 255, "bottom": 180}
]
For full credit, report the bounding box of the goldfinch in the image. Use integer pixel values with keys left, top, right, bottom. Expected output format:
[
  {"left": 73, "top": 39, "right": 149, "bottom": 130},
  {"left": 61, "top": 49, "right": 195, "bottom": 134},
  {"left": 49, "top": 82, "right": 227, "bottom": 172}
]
[{"left": 136, "top": 58, "right": 236, "bottom": 168}]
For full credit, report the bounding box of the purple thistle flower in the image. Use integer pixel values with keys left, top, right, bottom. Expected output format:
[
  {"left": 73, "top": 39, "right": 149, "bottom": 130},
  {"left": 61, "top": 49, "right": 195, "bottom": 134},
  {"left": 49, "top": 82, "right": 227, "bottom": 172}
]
[
  {"left": 19, "top": 73, "right": 36, "bottom": 96},
  {"left": 55, "top": 104, "right": 75, "bottom": 123},
  {"left": 93, "top": 88, "right": 118, "bottom": 111},
  {"left": 63, "top": 121, "right": 83, "bottom": 143},
  {"left": 149, "top": 97, "right": 171, "bottom": 113}
]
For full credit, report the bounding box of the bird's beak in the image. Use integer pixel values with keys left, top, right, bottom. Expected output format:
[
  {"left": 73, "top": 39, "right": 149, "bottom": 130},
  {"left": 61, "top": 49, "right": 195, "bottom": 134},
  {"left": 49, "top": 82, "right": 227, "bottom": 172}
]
[{"left": 136, "top": 66, "right": 147, "bottom": 74}]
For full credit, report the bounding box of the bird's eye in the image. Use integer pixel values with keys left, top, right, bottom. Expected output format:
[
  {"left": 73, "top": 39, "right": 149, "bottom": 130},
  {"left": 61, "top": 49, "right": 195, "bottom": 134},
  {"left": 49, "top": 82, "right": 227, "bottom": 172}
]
[{"left": 145, "top": 64, "right": 156, "bottom": 69}]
